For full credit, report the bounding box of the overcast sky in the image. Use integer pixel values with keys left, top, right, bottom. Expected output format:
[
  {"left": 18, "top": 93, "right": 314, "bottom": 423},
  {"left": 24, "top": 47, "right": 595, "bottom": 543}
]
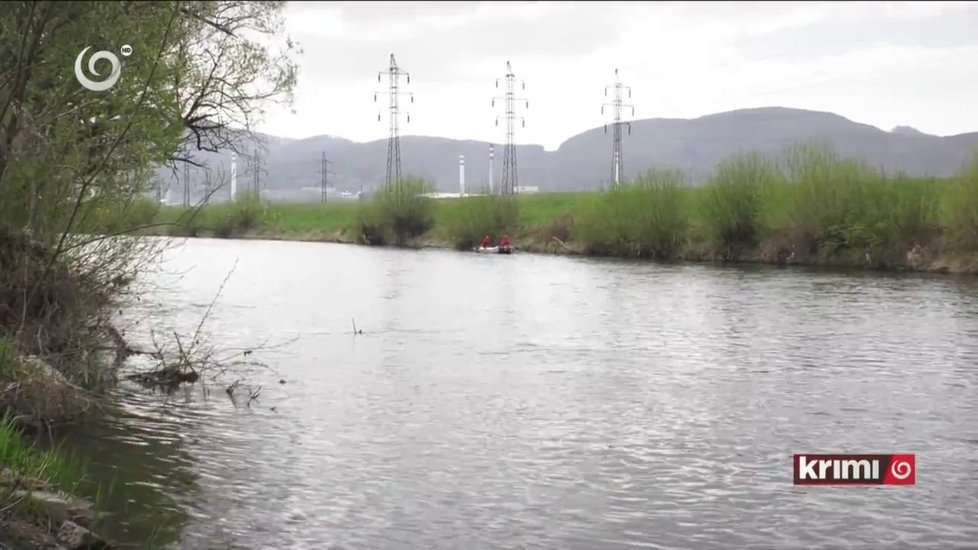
[{"left": 257, "top": 1, "right": 978, "bottom": 151}]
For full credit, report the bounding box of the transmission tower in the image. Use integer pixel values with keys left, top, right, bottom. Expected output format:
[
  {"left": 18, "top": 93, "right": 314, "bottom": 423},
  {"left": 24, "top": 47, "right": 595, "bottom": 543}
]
[
  {"left": 602, "top": 68, "right": 635, "bottom": 188},
  {"left": 493, "top": 61, "right": 528, "bottom": 196},
  {"left": 374, "top": 53, "right": 413, "bottom": 189},
  {"left": 249, "top": 149, "right": 267, "bottom": 194},
  {"left": 182, "top": 162, "right": 191, "bottom": 207},
  {"left": 318, "top": 150, "right": 334, "bottom": 203}
]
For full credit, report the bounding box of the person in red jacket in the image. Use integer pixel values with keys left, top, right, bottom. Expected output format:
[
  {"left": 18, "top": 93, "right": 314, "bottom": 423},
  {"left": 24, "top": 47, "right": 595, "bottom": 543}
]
[
  {"left": 481, "top": 235, "right": 491, "bottom": 248},
  {"left": 499, "top": 235, "right": 511, "bottom": 248}
]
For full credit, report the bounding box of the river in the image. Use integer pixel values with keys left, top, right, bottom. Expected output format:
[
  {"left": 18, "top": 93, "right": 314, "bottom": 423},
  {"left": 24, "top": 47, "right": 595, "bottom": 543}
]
[{"left": 58, "top": 237, "right": 978, "bottom": 549}]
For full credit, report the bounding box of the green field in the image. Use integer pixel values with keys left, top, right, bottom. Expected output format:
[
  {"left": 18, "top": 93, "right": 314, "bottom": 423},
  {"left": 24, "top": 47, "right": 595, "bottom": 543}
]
[{"left": 139, "top": 145, "right": 978, "bottom": 274}]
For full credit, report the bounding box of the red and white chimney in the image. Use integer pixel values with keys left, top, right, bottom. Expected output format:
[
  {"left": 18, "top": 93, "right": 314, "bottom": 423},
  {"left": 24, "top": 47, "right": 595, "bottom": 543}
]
[{"left": 489, "top": 144, "right": 495, "bottom": 194}]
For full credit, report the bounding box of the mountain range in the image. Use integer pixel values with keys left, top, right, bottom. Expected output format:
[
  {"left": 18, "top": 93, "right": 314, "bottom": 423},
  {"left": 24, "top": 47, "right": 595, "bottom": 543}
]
[{"left": 158, "top": 107, "right": 978, "bottom": 201}]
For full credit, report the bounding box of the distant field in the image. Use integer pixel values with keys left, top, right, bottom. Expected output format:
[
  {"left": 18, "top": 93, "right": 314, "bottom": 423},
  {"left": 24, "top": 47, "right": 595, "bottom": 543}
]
[{"left": 152, "top": 192, "right": 602, "bottom": 238}]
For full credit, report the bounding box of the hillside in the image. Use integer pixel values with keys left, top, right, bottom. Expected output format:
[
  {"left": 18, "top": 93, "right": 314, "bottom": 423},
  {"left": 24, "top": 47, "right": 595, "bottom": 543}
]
[{"left": 157, "top": 107, "right": 978, "bottom": 201}]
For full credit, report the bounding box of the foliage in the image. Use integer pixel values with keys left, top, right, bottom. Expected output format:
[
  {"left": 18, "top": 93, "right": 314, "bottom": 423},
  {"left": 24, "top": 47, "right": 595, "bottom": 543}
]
[
  {"left": 0, "top": 1, "right": 300, "bottom": 424},
  {"left": 213, "top": 190, "right": 265, "bottom": 236},
  {"left": 949, "top": 149, "right": 978, "bottom": 251},
  {"left": 701, "top": 152, "right": 783, "bottom": 252},
  {"left": 573, "top": 169, "right": 689, "bottom": 259},
  {"left": 358, "top": 177, "right": 435, "bottom": 246},
  {"left": 776, "top": 142, "right": 940, "bottom": 258}
]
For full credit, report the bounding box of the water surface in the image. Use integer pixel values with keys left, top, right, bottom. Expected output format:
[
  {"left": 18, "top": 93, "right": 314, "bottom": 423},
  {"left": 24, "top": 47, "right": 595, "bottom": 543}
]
[{"left": 64, "top": 238, "right": 978, "bottom": 549}]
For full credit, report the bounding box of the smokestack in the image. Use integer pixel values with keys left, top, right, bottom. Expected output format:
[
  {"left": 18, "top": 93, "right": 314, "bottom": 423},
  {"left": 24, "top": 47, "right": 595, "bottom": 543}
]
[
  {"left": 230, "top": 153, "right": 237, "bottom": 200},
  {"left": 459, "top": 154, "right": 465, "bottom": 196},
  {"left": 614, "top": 151, "right": 620, "bottom": 187},
  {"left": 489, "top": 144, "right": 494, "bottom": 194}
]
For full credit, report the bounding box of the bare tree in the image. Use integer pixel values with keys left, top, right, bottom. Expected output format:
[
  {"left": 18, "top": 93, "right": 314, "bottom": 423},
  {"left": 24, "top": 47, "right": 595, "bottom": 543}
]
[{"left": 168, "top": 1, "right": 300, "bottom": 166}]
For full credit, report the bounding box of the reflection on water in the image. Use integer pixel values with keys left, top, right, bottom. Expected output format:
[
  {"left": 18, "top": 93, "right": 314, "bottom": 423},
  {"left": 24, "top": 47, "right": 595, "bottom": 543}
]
[
  {"left": 50, "top": 387, "right": 201, "bottom": 547},
  {"left": 56, "top": 238, "right": 978, "bottom": 548}
]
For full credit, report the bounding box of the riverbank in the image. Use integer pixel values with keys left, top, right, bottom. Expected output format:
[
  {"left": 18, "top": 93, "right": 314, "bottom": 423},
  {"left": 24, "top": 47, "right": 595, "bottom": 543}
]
[
  {"left": 1, "top": 411, "right": 106, "bottom": 549},
  {"left": 145, "top": 152, "right": 978, "bottom": 275},
  {"left": 142, "top": 219, "right": 978, "bottom": 275}
]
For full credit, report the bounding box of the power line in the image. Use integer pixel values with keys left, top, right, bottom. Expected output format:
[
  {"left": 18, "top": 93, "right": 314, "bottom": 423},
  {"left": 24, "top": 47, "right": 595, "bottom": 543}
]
[
  {"left": 602, "top": 68, "right": 634, "bottom": 188},
  {"left": 493, "top": 61, "right": 528, "bottom": 196},
  {"left": 374, "top": 53, "right": 413, "bottom": 189},
  {"left": 318, "top": 150, "right": 334, "bottom": 203}
]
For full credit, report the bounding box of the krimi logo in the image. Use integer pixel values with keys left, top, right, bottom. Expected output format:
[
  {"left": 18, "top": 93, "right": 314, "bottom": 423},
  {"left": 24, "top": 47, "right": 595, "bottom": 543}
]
[{"left": 793, "top": 454, "right": 915, "bottom": 485}]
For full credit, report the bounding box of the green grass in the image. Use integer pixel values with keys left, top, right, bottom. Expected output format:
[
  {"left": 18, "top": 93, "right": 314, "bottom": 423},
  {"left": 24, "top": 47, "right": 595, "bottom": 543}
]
[
  {"left": 505, "top": 192, "right": 598, "bottom": 228},
  {"left": 154, "top": 193, "right": 362, "bottom": 240},
  {"left": 140, "top": 145, "right": 978, "bottom": 272},
  {"left": 262, "top": 201, "right": 362, "bottom": 236},
  {"left": 0, "top": 338, "right": 86, "bottom": 494},
  {"left": 0, "top": 414, "right": 85, "bottom": 493}
]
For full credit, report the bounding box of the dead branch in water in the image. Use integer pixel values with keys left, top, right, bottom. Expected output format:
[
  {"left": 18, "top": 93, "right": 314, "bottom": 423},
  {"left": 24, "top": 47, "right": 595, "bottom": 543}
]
[
  {"left": 125, "top": 260, "right": 285, "bottom": 393},
  {"left": 97, "top": 324, "right": 162, "bottom": 367},
  {"left": 246, "top": 385, "right": 261, "bottom": 407}
]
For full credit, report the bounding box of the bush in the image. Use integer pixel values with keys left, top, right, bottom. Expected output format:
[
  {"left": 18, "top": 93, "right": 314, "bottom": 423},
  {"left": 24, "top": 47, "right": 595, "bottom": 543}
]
[
  {"left": 702, "top": 152, "right": 782, "bottom": 252},
  {"left": 357, "top": 176, "right": 435, "bottom": 246},
  {"left": 209, "top": 190, "right": 266, "bottom": 237},
  {"left": 439, "top": 192, "right": 520, "bottom": 250},
  {"left": 123, "top": 196, "right": 162, "bottom": 230},
  {"left": 777, "top": 142, "right": 941, "bottom": 258},
  {"left": 0, "top": 229, "right": 144, "bottom": 397},
  {"left": 949, "top": 150, "right": 978, "bottom": 251},
  {"left": 573, "top": 169, "right": 689, "bottom": 259},
  {"left": 75, "top": 195, "right": 161, "bottom": 236},
  {"left": 226, "top": 190, "right": 265, "bottom": 232},
  {"left": 862, "top": 173, "right": 941, "bottom": 250},
  {"left": 779, "top": 143, "right": 879, "bottom": 254}
]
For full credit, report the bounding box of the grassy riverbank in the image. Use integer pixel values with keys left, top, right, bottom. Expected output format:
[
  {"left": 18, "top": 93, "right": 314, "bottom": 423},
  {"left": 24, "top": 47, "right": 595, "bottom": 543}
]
[
  {"left": 0, "top": 339, "right": 104, "bottom": 548},
  {"left": 145, "top": 146, "right": 978, "bottom": 274}
]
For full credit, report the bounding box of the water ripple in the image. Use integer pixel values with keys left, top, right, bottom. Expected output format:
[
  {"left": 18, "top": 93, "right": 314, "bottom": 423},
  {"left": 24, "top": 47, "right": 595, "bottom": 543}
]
[{"left": 58, "top": 239, "right": 978, "bottom": 549}]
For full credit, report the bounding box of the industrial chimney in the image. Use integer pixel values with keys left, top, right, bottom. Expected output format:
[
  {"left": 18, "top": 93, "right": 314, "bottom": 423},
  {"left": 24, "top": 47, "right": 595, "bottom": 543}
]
[{"left": 459, "top": 154, "right": 466, "bottom": 196}]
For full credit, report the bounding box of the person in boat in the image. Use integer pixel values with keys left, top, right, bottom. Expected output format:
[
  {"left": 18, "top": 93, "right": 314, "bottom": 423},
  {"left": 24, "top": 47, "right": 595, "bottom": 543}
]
[
  {"left": 499, "top": 235, "right": 512, "bottom": 249},
  {"left": 481, "top": 235, "right": 492, "bottom": 248}
]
